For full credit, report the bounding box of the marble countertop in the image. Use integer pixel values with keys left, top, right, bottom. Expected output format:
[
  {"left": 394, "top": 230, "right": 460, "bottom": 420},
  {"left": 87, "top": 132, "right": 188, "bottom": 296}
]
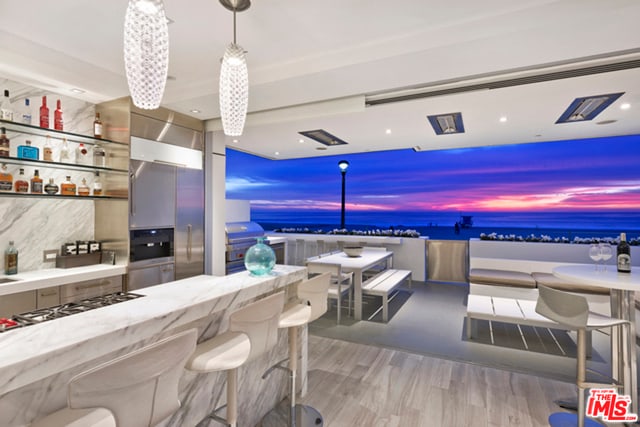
[
  {"left": 0, "top": 265, "right": 306, "bottom": 395},
  {"left": 0, "top": 264, "right": 127, "bottom": 296}
]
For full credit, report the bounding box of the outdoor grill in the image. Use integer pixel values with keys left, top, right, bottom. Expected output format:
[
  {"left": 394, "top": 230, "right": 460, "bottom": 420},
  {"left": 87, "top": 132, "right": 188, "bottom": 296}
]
[{"left": 225, "top": 221, "right": 267, "bottom": 274}]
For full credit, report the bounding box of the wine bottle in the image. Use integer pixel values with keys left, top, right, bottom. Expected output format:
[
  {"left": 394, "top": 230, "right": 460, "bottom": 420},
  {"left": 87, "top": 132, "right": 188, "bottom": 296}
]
[
  {"left": 1, "top": 90, "right": 13, "bottom": 121},
  {"left": 93, "top": 113, "right": 103, "bottom": 138},
  {"left": 39, "top": 96, "right": 50, "bottom": 128},
  {"left": 617, "top": 233, "right": 631, "bottom": 273},
  {"left": 54, "top": 99, "right": 63, "bottom": 131}
]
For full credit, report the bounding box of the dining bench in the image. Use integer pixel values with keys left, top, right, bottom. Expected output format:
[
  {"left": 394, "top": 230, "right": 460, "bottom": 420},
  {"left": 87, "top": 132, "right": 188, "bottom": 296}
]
[{"left": 361, "top": 269, "right": 411, "bottom": 322}]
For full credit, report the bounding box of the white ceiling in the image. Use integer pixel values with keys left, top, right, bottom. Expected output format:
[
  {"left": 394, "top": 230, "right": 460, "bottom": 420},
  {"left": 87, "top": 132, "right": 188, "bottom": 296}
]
[{"left": 1, "top": 0, "right": 640, "bottom": 159}]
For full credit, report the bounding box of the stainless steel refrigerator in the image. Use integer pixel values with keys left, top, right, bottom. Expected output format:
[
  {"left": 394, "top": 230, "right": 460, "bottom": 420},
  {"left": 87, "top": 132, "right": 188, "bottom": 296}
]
[{"left": 128, "top": 112, "right": 205, "bottom": 288}]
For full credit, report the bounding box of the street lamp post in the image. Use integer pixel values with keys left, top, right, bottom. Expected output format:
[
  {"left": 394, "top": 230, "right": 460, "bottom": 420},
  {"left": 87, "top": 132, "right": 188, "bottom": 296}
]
[{"left": 338, "top": 160, "right": 349, "bottom": 229}]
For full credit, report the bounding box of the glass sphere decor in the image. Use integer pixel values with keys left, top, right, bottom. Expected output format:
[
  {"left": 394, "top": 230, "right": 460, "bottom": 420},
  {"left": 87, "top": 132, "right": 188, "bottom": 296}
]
[{"left": 244, "top": 237, "right": 276, "bottom": 276}]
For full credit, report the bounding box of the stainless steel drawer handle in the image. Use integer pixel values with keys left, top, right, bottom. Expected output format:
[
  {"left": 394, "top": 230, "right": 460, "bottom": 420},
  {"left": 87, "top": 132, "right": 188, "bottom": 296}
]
[{"left": 39, "top": 290, "right": 58, "bottom": 297}]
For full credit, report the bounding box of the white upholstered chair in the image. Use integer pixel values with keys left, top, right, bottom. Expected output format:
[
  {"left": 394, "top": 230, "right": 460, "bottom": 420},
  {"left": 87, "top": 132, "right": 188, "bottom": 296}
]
[
  {"left": 186, "top": 292, "right": 285, "bottom": 427},
  {"left": 31, "top": 328, "right": 198, "bottom": 427}
]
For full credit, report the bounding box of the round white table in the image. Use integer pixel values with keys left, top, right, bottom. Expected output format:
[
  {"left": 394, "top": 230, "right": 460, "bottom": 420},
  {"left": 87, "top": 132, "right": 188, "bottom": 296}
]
[{"left": 553, "top": 264, "right": 639, "bottom": 414}]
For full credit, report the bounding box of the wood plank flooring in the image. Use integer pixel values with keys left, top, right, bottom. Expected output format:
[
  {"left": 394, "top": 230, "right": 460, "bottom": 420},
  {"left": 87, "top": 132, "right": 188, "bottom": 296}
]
[{"left": 297, "top": 335, "right": 579, "bottom": 427}]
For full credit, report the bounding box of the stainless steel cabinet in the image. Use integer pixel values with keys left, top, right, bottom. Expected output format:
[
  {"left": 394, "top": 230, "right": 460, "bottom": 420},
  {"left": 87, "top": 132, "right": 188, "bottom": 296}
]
[
  {"left": 129, "top": 159, "right": 176, "bottom": 229},
  {"left": 0, "top": 291, "right": 36, "bottom": 318},
  {"left": 37, "top": 287, "right": 60, "bottom": 308},
  {"left": 128, "top": 258, "right": 175, "bottom": 291},
  {"left": 60, "top": 275, "right": 123, "bottom": 304}
]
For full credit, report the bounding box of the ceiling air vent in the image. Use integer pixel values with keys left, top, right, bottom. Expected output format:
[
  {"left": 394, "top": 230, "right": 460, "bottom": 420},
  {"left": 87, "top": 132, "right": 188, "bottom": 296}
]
[
  {"left": 298, "top": 129, "right": 348, "bottom": 146},
  {"left": 556, "top": 92, "right": 624, "bottom": 123},
  {"left": 427, "top": 112, "right": 465, "bottom": 135}
]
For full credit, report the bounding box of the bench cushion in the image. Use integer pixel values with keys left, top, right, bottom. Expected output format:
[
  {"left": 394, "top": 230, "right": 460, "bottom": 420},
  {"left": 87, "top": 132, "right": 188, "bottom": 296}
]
[
  {"left": 531, "top": 272, "right": 609, "bottom": 295},
  {"left": 469, "top": 268, "right": 536, "bottom": 289}
]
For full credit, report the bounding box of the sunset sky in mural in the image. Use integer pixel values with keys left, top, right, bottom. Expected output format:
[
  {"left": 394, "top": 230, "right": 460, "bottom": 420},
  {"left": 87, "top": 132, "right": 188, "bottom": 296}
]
[{"left": 226, "top": 134, "right": 640, "bottom": 214}]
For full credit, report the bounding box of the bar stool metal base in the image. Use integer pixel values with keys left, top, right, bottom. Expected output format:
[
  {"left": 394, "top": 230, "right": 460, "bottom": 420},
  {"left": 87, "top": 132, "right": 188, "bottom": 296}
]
[
  {"left": 260, "top": 400, "right": 323, "bottom": 427},
  {"left": 548, "top": 412, "right": 605, "bottom": 427}
]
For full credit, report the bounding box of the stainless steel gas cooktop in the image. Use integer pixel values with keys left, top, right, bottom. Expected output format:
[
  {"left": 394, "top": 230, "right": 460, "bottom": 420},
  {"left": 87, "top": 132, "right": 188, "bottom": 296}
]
[{"left": 0, "top": 292, "right": 144, "bottom": 333}]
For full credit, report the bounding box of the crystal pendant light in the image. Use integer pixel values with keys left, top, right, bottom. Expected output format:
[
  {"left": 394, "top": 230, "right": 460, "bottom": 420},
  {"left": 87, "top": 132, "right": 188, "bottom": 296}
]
[
  {"left": 124, "top": 0, "right": 169, "bottom": 110},
  {"left": 219, "top": 0, "right": 251, "bottom": 136}
]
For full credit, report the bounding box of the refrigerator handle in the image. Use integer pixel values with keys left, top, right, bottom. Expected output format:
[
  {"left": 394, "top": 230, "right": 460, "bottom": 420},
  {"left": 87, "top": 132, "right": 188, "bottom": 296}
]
[
  {"left": 129, "top": 170, "right": 135, "bottom": 216},
  {"left": 187, "top": 224, "right": 193, "bottom": 261}
]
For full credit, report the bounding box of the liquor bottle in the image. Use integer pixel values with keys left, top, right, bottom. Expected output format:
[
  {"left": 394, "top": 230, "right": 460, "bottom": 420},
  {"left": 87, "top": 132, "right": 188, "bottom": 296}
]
[
  {"left": 30, "top": 169, "right": 43, "bottom": 194},
  {"left": 39, "top": 96, "right": 50, "bottom": 128},
  {"left": 43, "top": 136, "right": 53, "bottom": 161},
  {"left": 17, "top": 140, "right": 39, "bottom": 160},
  {"left": 1, "top": 90, "right": 13, "bottom": 121},
  {"left": 0, "top": 164, "right": 12, "bottom": 191},
  {"left": 59, "top": 138, "right": 71, "bottom": 163},
  {"left": 14, "top": 168, "right": 28, "bottom": 193},
  {"left": 0, "top": 127, "right": 9, "bottom": 157},
  {"left": 4, "top": 241, "right": 18, "bottom": 275},
  {"left": 78, "top": 178, "right": 90, "bottom": 196},
  {"left": 617, "top": 233, "right": 631, "bottom": 273},
  {"left": 93, "top": 113, "right": 103, "bottom": 138},
  {"left": 44, "top": 177, "right": 59, "bottom": 195},
  {"left": 19, "top": 98, "right": 32, "bottom": 124},
  {"left": 93, "top": 171, "right": 103, "bottom": 196},
  {"left": 60, "top": 175, "right": 76, "bottom": 195},
  {"left": 76, "top": 143, "right": 90, "bottom": 165},
  {"left": 93, "top": 144, "right": 106, "bottom": 167},
  {"left": 54, "top": 99, "right": 64, "bottom": 131}
]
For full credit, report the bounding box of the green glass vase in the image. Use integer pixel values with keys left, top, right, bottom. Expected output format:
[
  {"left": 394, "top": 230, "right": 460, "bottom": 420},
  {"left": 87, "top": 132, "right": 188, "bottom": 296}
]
[{"left": 244, "top": 237, "right": 276, "bottom": 276}]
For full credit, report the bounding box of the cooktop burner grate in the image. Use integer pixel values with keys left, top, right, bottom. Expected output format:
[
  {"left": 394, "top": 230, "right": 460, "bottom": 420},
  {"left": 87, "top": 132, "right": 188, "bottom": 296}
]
[{"left": 0, "top": 292, "right": 144, "bottom": 333}]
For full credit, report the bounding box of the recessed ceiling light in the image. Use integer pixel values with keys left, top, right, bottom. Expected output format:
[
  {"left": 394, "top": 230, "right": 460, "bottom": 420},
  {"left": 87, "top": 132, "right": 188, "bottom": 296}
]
[
  {"left": 298, "top": 139, "right": 305, "bottom": 143},
  {"left": 385, "top": 129, "right": 392, "bottom": 134},
  {"left": 274, "top": 151, "right": 280, "bottom": 156},
  {"left": 190, "top": 109, "right": 201, "bottom": 114},
  {"left": 620, "top": 103, "right": 631, "bottom": 110},
  {"left": 499, "top": 116, "right": 507, "bottom": 123},
  {"left": 71, "top": 88, "right": 85, "bottom": 94},
  {"left": 232, "top": 139, "right": 238, "bottom": 143}
]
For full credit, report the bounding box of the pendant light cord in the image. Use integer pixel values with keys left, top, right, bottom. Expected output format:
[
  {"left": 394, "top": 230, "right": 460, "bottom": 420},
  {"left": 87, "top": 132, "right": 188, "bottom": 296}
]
[{"left": 233, "top": 8, "right": 237, "bottom": 44}]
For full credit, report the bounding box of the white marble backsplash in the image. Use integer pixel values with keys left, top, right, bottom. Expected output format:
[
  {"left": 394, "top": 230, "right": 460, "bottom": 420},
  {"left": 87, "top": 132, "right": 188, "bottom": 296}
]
[
  {"left": 0, "top": 198, "right": 94, "bottom": 272},
  {"left": 1, "top": 77, "right": 97, "bottom": 273}
]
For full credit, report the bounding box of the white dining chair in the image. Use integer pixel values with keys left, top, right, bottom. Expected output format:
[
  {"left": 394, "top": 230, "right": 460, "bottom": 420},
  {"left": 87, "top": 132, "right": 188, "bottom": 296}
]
[{"left": 306, "top": 261, "right": 353, "bottom": 324}]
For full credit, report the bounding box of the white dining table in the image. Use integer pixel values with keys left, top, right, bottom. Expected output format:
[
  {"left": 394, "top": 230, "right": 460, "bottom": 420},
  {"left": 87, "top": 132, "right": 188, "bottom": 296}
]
[
  {"left": 308, "top": 248, "right": 393, "bottom": 321},
  {"left": 553, "top": 264, "right": 640, "bottom": 413}
]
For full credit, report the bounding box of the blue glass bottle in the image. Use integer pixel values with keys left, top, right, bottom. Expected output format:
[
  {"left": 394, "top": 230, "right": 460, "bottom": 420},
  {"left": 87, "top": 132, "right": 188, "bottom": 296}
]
[
  {"left": 244, "top": 237, "right": 276, "bottom": 276},
  {"left": 17, "top": 140, "right": 39, "bottom": 160}
]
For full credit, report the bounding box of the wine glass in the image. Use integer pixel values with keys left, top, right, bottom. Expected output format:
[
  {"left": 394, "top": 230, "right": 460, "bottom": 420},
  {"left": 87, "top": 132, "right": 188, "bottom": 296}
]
[
  {"left": 589, "top": 244, "right": 602, "bottom": 271},
  {"left": 599, "top": 243, "right": 613, "bottom": 271}
]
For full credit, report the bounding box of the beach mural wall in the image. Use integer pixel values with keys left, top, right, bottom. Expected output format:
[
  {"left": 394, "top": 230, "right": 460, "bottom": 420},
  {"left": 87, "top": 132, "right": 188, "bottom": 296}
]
[{"left": 225, "top": 134, "right": 640, "bottom": 239}]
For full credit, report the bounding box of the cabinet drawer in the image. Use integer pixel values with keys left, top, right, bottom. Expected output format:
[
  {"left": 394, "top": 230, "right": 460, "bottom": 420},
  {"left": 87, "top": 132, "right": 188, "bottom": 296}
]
[
  {"left": 37, "top": 287, "right": 61, "bottom": 309},
  {"left": 60, "top": 275, "right": 123, "bottom": 303},
  {"left": 0, "top": 291, "right": 37, "bottom": 318}
]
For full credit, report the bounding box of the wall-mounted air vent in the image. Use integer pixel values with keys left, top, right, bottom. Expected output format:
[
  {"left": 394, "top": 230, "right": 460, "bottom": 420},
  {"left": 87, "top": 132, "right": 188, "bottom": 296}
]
[
  {"left": 427, "top": 112, "right": 465, "bottom": 135},
  {"left": 298, "top": 129, "right": 348, "bottom": 146},
  {"left": 556, "top": 92, "right": 624, "bottom": 123}
]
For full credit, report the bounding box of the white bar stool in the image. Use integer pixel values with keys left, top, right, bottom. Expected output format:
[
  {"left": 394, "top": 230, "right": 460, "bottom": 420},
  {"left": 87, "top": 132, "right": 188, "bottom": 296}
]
[
  {"left": 262, "top": 272, "right": 332, "bottom": 426},
  {"left": 536, "top": 285, "right": 630, "bottom": 427},
  {"left": 30, "top": 328, "right": 198, "bottom": 427},
  {"left": 187, "top": 291, "right": 285, "bottom": 427}
]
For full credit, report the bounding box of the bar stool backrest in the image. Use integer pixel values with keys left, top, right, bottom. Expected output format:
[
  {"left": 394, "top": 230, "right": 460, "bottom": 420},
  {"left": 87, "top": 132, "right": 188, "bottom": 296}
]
[
  {"left": 298, "top": 272, "right": 331, "bottom": 322},
  {"left": 68, "top": 328, "right": 198, "bottom": 427},
  {"left": 230, "top": 291, "right": 285, "bottom": 363},
  {"left": 535, "top": 284, "right": 589, "bottom": 329}
]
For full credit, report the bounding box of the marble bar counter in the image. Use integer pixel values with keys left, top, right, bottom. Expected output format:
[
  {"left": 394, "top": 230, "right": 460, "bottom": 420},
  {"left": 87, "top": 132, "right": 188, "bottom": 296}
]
[
  {"left": 0, "top": 265, "right": 307, "bottom": 427},
  {"left": 0, "top": 263, "right": 127, "bottom": 296}
]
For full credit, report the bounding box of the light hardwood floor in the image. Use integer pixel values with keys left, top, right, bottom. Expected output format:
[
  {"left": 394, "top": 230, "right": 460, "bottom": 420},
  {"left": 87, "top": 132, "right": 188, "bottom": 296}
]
[{"left": 298, "top": 335, "right": 579, "bottom": 427}]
